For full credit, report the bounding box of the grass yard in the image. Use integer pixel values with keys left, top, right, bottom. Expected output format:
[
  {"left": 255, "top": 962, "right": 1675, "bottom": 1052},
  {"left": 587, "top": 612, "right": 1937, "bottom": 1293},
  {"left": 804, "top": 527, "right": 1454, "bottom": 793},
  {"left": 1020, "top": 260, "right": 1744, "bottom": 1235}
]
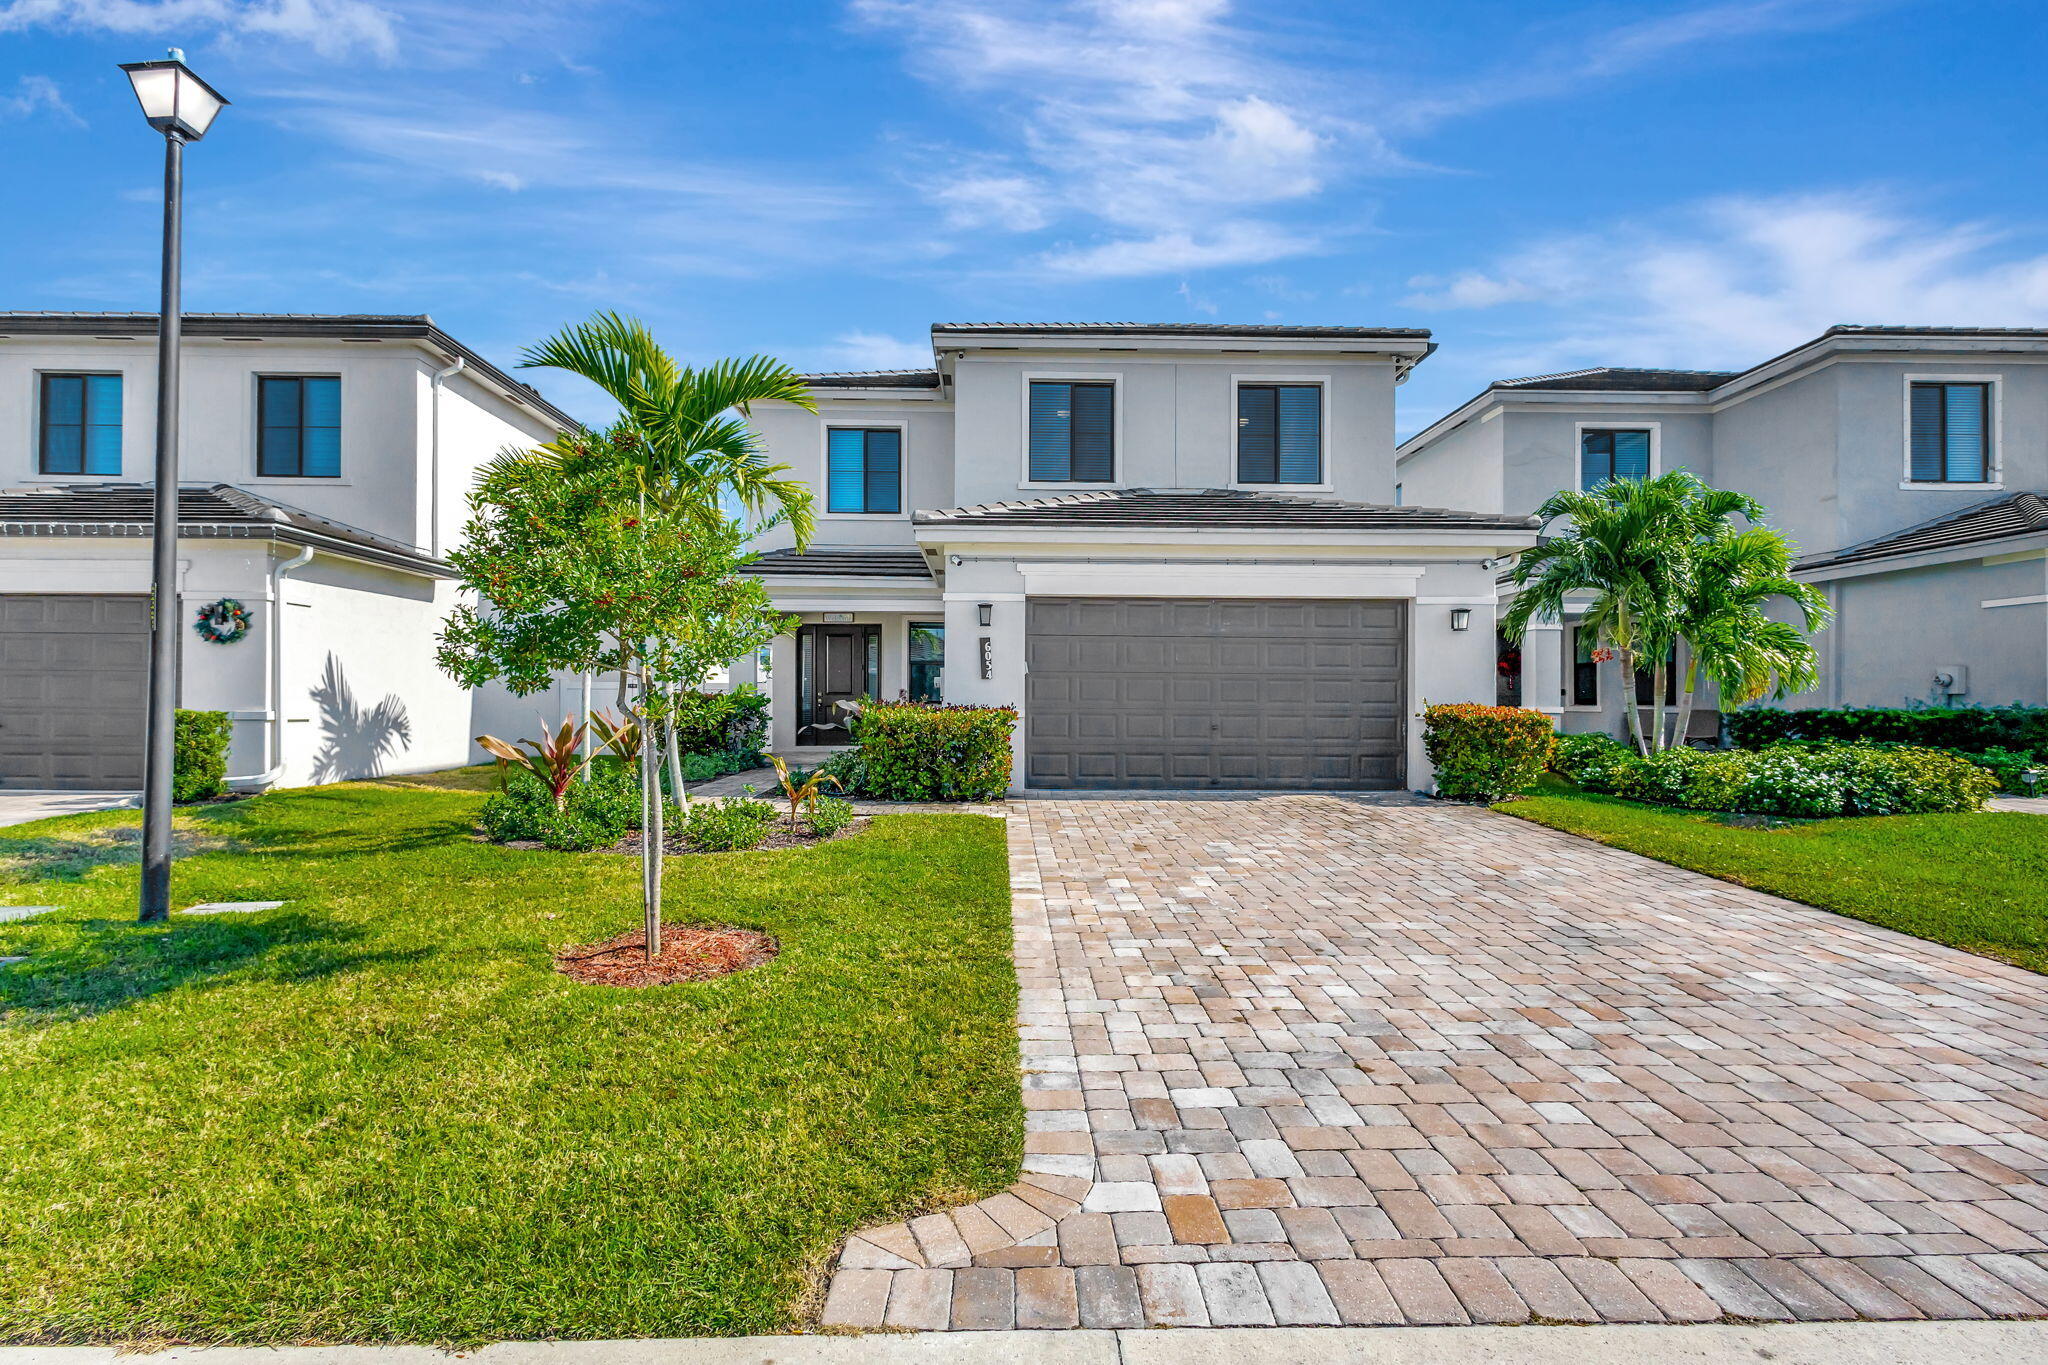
[
  {"left": 1501, "top": 775, "right": 2048, "bottom": 973},
  {"left": 0, "top": 782, "right": 1018, "bottom": 1345}
]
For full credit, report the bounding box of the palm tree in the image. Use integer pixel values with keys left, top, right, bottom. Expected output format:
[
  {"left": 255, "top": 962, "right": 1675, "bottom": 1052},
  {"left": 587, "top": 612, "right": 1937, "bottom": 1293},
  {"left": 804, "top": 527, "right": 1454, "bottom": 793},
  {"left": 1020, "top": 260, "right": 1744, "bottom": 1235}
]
[
  {"left": 1670, "top": 524, "right": 1830, "bottom": 745},
  {"left": 1501, "top": 474, "right": 1701, "bottom": 754}
]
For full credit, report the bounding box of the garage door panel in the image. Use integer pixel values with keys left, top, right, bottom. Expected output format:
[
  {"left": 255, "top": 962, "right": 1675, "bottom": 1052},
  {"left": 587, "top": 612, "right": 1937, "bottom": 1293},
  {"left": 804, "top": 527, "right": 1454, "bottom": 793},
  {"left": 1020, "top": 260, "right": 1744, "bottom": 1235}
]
[
  {"left": 0, "top": 594, "right": 150, "bottom": 788},
  {"left": 1027, "top": 597, "right": 1407, "bottom": 791}
]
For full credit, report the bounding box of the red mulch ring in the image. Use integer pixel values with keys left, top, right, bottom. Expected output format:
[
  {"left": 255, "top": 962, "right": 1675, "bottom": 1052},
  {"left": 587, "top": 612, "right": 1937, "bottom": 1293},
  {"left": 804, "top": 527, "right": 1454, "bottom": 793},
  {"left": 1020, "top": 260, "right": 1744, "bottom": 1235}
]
[{"left": 554, "top": 923, "right": 779, "bottom": 988}]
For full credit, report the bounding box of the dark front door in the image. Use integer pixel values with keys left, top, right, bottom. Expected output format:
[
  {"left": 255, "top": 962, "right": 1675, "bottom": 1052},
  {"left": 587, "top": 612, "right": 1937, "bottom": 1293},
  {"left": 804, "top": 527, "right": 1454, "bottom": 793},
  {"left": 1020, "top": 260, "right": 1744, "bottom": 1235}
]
[{"left": 796, "top": 624, "right": 878, "bottom": 745}]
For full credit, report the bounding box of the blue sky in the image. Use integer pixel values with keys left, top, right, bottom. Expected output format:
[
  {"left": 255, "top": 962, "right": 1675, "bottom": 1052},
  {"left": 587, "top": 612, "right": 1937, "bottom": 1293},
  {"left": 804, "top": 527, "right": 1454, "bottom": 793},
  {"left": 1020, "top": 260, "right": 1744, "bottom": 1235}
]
[{"left": 4, "top": 0, "right": 2046, "bottom": 434}]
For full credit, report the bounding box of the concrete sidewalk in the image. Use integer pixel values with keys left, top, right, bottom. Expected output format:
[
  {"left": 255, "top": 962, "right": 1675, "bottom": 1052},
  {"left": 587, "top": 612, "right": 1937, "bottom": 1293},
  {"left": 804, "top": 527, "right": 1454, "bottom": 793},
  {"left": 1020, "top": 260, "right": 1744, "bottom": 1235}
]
[
  {"left": 0, "top": 790, "right": 137, "bottom": 829},
  {"left": 4, "top": 1322, "right": 2045, "bottom": 1365}
]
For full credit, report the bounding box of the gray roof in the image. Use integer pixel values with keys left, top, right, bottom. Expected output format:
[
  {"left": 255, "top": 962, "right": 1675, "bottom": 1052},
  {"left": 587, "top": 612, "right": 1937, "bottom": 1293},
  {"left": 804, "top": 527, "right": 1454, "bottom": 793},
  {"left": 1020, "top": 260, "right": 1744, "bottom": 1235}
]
[
  {"left": 1495, "top": 367, "right": 1737, "bottom": 393},
  {"left": 798, "top": 369, "right": 942, "bottom": 389},
  {"left": 0, "top": 312, "right": 578, "bottom": 429},
  {"left": 914, "top": 487, "right": 1537, "bottom": 531},
  {"left": 1799, "top": 490, "right": 2048, "bottom": 573},
  {"left": 743, "top": 546, "right": 934, "bottom": 579},
  {"left": 931, "top": 322, "right": 1431, "bottom": 340},
  {"left": 0, "top": 482, "right": 451, "bottom": 576}
]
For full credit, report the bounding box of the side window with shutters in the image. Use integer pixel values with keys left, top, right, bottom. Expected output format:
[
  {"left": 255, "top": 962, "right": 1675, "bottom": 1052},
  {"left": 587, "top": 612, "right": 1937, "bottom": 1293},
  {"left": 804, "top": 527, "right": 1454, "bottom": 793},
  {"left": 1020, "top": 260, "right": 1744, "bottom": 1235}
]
[
  {"left": 1237, "top": 384, "right": 1323, "bottom": 484},
  {"left": 1027, "top": 380, "right": 1114, "bottom": 483},
  {"left": 1579, "top": 429, "right": 1650, "bottom": 489},
  {"left": 826, "top": 427, "right": 901, "bottom": 513},
  {"left": 1908, "top": 382, "right": 1991, "bottom": 484}
]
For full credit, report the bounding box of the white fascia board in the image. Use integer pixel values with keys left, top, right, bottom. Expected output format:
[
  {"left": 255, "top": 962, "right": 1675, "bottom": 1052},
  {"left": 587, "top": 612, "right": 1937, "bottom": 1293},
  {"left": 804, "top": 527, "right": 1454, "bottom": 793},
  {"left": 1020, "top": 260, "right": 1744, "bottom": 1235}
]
[
  {"left": 1795, "top": 531, "right": 2048, "bottom": 583},
  {"left": 1398, "top": 389, "right": 1710, "bottom": 461},
  {"left": 765, "top": 592, "right": 942, "bottom": 613},
  {"left": 912, "top": 525, "right": 1537, "bottom": 552},
  {"left": 755, "top": 575, "right": 941, "bottom": 594},
  {"left": 934, "top": 334, "right": 1432, "bottom": 359},
  {"left": 1016, "top": 559, "right": 1428, "bottom": 599}
]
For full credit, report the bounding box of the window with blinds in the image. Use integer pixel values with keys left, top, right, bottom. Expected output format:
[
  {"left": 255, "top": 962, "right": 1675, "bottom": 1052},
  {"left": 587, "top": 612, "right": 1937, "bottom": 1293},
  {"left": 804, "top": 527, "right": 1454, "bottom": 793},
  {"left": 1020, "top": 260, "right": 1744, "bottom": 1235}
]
[
  {"left": 826, "top": 427, "right": 902, "bottom": 513},
  {"left": 258, "top": 376, "right": 342, "bottom": 477},
  {"left": 1237, "top": 384, "right": 1323, "bottom": 484},
  {"left": 1027, "top": 381, "right": 1114, "bottom": 482},
  {"left": 1580, "top": 429, "right": 1651, "bottom": 489},
  {"left": 1909, "top": 382, "right": 1991, "bottom": 483},
  {"left": 39, "top": 373, "right": 123, "bottom": 476}
]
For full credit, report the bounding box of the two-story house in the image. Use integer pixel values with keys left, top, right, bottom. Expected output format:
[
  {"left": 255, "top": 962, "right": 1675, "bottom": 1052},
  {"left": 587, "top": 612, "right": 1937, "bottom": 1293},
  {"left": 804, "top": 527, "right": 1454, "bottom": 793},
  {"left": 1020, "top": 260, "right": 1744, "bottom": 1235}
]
[
  {"left": 0, "top": 312, "right": 572, "bottom": 790},
  {"left": 1395, "top": 325, "right": 2048, "bottom": 735},
  {"left": 731, "top": 323, "right": 1539, "bottom": 792}
]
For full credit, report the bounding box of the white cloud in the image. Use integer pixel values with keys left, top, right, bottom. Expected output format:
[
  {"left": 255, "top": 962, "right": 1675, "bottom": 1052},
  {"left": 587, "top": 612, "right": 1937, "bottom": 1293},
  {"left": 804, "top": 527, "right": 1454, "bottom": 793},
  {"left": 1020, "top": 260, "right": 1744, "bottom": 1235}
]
[
  {"left": 1406, "top": 191, "right": 2048, "bottom": 371},
  {"left": 0, "top": 0, "right": 400, "bottom": 58},
  {"left": 1401, "top": 270, "right": 1543, "bottom": 310},
  {"left": 823, "top": 331, "right": 933, "bottom": 371},
  {"left": 4, "top": 74, "right": 84, "bottom": 125},
  {"left": 1040, "top": 223, "right": 1318, "bottom": 280}
]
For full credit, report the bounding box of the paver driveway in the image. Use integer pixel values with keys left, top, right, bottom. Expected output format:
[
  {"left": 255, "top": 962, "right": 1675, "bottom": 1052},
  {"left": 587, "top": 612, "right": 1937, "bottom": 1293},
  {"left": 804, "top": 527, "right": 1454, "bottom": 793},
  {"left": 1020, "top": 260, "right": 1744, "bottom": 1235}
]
[{"left": 821, "top": 795, "right": 2048, "bottom": 1331}]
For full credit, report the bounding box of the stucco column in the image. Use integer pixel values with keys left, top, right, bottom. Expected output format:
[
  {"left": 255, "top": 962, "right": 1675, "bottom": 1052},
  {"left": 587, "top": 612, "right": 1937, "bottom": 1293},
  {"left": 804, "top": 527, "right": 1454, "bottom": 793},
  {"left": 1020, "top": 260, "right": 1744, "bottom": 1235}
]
[{"left": 1521, "top": 621, "right": 1565, "bottom": 720}]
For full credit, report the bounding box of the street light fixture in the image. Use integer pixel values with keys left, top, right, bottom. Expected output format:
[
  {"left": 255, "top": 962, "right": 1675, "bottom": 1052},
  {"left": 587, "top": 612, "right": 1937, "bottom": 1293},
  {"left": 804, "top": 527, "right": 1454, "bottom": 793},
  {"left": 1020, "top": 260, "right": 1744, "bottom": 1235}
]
[{"left": 119, "top": 49, "right": 228, "bottom": 924}]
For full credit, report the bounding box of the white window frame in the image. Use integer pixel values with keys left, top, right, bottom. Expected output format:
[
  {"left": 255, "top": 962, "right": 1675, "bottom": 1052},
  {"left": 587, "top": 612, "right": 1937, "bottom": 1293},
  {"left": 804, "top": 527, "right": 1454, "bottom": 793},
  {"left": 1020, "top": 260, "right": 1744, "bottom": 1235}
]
[
  {"left": 248, "top": 372, "right": 351, "bottom": 485},
  {"left": 1229, "top": 374, "right": 1333, "bottom": 493},
  {"left": 1019, "top": 371, "right": 1122, "bottom": 490},
  {"left": 1573, "top": 420, "right": 1661, "bottom": 490},
  {"left": 819, "top": 417, "right": 909, "bottom": 520},
  {"left": 1900, "top": 373, "right": 2002, "bottom": 491}
]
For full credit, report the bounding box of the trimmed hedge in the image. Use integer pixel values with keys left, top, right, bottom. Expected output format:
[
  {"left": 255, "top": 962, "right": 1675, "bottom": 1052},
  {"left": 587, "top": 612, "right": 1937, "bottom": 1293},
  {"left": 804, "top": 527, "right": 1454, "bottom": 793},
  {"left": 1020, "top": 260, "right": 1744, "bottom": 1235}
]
[
  {"left": 1563, "top": 739, "right": 1995, "bottom": 817},
  {"left": 851, "top": 701, "right": 1016, "bottom": 801},
  {"left": 1422, "top": 703, "right": 1554, "bottom": 801},
  {"left": 173, "top": 709, "right": 232, "bottom": 803},
  {"left": 1728, "top": 704, "right": 2048, "bottom": 754}
]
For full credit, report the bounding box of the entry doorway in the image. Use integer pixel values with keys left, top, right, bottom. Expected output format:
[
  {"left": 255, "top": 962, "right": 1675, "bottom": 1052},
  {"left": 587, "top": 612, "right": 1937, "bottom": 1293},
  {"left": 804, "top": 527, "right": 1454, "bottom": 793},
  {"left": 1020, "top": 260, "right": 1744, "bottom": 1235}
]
[{"left": 796, "top": 623, "right": 879, "bottom": 745}]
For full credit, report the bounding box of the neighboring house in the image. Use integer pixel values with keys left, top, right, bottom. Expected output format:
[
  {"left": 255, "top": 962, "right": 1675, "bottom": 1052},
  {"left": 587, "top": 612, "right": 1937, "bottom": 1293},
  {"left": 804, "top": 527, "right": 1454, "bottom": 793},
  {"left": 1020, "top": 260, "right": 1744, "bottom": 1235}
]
[
  {"left": 0, "top": 312, "right": 573, "bottom": 790},
  {"left": 733, "top": 323, "right": 1538, "bottom": 792},
  {"left": 1396, "top": 325, "right": 2048, "bottom": 735}
]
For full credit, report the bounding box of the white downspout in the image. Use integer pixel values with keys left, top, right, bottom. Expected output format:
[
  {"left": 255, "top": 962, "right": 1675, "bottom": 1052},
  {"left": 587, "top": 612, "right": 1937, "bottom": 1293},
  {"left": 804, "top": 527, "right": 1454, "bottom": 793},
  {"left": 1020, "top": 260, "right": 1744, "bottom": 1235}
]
[
  {"left": 429, "top": 356, "right": 466, "bottom": 558},
  {"left": 228, "top": 544, "right": 316, "bottom": 790}
]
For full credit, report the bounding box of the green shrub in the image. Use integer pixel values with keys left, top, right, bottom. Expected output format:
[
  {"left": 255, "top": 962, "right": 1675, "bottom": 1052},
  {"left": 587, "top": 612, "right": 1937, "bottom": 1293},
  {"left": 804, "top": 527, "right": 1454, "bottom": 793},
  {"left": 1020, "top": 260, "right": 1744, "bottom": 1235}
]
[
  {"left": 670, "top": 688, "right": 769, "bottom": 761},
  {"left": 807, "top": 794, "right": 855, "bottom": 837},
  {"left": 851, "top": 702, "right": 1015, "bottom": 801},
  {"left": 1832, "top": 745, "right": 1999, "bottom": 815},
  {"left": 679, "top": 749, "right": 757, "bottom": 784},
  {"left": 683, "top": 797, "right": 777, "bottom": 851},
  {"left": 479, "top": 767, "right": 639, "bottom": 851},
  {"left": 173, "top": 709, "right": 232, "bottom": 803},
  {"left": 1550, "top": 732, "right": 1635, "bottom": 792},
  {"left": 1580, "top": 742, "right": 1996, "bottom": 818},
  {"left": 1727, "top": 704, "right": 2048, "bottom": 754},
  {"left": 1955, "top": 746, "right": 2043, "bottom": 795},
  {"left": 816, "top": 746, "right": 868, "bottom": 796},
  {"left": 1422, "top": 703, "right": 1554, "bottom": 801}
]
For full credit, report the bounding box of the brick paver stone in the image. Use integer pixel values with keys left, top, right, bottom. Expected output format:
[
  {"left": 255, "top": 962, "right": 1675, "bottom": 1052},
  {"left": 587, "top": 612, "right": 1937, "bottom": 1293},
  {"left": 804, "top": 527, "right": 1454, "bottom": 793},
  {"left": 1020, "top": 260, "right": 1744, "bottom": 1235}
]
[{"left": 819, "top": 796, "right": 2048, "bottom": 1331}]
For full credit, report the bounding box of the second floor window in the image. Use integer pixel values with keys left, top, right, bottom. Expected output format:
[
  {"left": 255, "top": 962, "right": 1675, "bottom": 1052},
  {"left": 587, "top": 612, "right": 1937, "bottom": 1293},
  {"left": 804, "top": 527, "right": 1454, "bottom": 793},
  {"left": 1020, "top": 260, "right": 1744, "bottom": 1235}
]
[
  {"left": 1028, "top": 380, "right": 1114, "bottom": 482},
  {"left": 39, "top": 373, "right": 122, "bottom": 476},
  {"left": 1237, "top": 384, "right": 1323, "bottom": 484},
  {"left": 826, "top": 427, "right": 901, "bottom": 514},
  {"left": 1580, "top": 429, "right": 1650, "bottom": 489},
  {"left": 258, "top": 376, "right": 341, "bottom": 478},
  {"left": 1909, "top": 381, "right": 1991, "bottom": 483}
]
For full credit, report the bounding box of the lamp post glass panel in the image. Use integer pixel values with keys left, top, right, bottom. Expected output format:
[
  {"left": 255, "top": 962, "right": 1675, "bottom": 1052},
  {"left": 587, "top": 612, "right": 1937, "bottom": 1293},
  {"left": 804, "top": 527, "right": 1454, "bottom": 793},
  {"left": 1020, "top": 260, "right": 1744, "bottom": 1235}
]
[{"left": 120, "top": 50, "right": 228, "bottom": 923}]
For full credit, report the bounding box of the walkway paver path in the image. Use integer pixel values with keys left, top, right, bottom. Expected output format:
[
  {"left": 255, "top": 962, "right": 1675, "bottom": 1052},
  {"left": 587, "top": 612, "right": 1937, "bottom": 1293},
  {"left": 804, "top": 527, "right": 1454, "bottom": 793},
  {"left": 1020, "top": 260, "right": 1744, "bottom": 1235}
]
[{"left": 822, "top": 794, "right": 2048, "bottom": 1331}]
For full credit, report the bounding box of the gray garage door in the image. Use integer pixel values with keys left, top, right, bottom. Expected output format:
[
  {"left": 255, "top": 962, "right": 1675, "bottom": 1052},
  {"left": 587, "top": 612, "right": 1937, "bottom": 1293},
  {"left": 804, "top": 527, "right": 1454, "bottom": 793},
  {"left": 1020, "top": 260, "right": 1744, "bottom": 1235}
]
[
  {"left": 0, "top": 595, "right": 151, "bottom": 789},
  {"left": 1026, "top": 598, "right": 1407, "bottom": 791}
]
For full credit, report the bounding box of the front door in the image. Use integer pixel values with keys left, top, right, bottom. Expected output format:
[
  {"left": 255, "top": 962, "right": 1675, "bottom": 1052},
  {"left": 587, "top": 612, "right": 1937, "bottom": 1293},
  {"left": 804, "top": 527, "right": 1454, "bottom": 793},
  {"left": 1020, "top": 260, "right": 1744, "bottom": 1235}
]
[{"left": 796, "top": 624, "right": 879, "bottom": 745}]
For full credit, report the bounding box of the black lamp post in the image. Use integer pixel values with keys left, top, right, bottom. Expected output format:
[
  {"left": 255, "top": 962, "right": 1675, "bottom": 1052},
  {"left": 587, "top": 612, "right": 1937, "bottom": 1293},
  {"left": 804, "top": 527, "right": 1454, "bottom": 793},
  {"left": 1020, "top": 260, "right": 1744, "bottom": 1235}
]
[{"left": 119, "top": 49, "right": 228, "bottom": 924}]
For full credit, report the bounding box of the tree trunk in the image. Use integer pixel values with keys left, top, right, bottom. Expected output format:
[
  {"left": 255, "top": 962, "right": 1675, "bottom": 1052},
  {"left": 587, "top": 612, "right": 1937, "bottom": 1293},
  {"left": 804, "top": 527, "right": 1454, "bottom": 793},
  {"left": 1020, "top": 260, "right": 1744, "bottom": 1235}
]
[
  {"left": 637, "top": 663, "right": 663, "bottom": 962},
  {"left": 1649, "top": 656, "right": 1668, "bottom": 754},
  {"left": 1617, "top": 645, "right": 1650, "bottom": 756},
  {"left": 1672, "top": 650, "right": 1700, "bottom": 752},
  {"left": 664, "top": 705, "right": 687, "bottom": 810}
]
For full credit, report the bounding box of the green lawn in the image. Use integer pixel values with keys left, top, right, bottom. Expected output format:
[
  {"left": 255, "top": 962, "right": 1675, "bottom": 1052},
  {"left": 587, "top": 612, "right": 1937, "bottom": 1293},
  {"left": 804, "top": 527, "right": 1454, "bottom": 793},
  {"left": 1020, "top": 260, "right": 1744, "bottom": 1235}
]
[
  {"left": 1500, "top": 775, "right": 2048, "bottom": 973},
  {"left": 0, "top": 783, "right": 1019, "bottom": 1345}
]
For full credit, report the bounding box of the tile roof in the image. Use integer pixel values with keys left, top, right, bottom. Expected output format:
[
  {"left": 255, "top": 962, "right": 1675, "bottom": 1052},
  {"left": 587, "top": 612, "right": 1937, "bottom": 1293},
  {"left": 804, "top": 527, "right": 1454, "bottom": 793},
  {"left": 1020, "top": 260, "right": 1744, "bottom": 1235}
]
[
  {"left": 0, "top": 312, "right": 577, "bottom": 429},
  {"left": 1494, "top": 367, "right": 1737, "bottom": 393},
  {"left": 1799, "top": 490, "right": 2048, "bottom": 573},
  {"left": 913, "top": 487, "right": 1538, "bottom": 531},
  {"left": 743, "top": 546, "right": 934, "bottom": 579},
  {"left": 798, "top": 369, "right": 942, "bottom": 389},
  {"left": 932, "top": 322, "right": 1431, "bottom": 339},
  {"left": 0, "top": 482, "right": 451, "bottom": 576}
]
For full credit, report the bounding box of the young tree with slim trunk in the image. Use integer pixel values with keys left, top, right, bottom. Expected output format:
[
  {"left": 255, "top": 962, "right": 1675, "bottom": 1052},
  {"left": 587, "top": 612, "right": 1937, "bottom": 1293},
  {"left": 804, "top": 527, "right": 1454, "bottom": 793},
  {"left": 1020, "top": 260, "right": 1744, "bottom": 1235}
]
[{"left": 1669, "top": 524, "right": 1831, "bottom": 743}]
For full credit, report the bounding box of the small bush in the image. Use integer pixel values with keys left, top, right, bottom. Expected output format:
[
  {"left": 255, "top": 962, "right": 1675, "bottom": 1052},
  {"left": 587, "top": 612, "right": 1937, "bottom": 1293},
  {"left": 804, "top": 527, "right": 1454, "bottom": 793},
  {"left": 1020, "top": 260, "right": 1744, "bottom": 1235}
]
[
  {"left": 173, "top": 709, "right": 233, "bottom": 803},
  {"left": 816, "top": 746, "right": 868, "bottom": 796},
  {"left": 1574, "top": 742, "right": 1996, "bottom": 818},
  {"left": 683, "top": 797, "right": 777, "bottom": 851},
  {"left": 852, "top": 702, "right": 1015, "bottom": 801},
  {"left": 670, "top": 688, "right": 769, "bottom": 762},
  {"left": 1422, "top": 704, "right": 1554, "bottom": 801},
  {"left": 807, "top": 794, "right": 855, "bottom": 837},
  {"left": 679, "top": 749, "right": 756, "bottom": 784},
  {"left": 480, "top": 766, "right": 639, "bottom": 851},
  {"left": 1550, "top": 732, "right": 1636, "bottom": 793},
  {"left": 1727, "top": 704, "right": 2048, "bottom": 754},
  {"left": 1953, "top": 746, "right": 2043, "bottom": 795}
]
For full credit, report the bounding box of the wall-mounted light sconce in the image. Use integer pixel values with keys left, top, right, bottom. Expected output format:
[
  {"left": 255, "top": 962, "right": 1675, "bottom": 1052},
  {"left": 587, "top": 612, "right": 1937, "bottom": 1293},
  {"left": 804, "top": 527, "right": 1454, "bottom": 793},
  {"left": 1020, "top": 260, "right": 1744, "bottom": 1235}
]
[
  {"left": 1450, "top": 607, "right": 1472, "bottom": 632},
  {"left": 977, "top": 602, "right": 993, "bottom": 627},
  {"left": 948, "top": 554, "right": 964, "bottom": 567}
]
